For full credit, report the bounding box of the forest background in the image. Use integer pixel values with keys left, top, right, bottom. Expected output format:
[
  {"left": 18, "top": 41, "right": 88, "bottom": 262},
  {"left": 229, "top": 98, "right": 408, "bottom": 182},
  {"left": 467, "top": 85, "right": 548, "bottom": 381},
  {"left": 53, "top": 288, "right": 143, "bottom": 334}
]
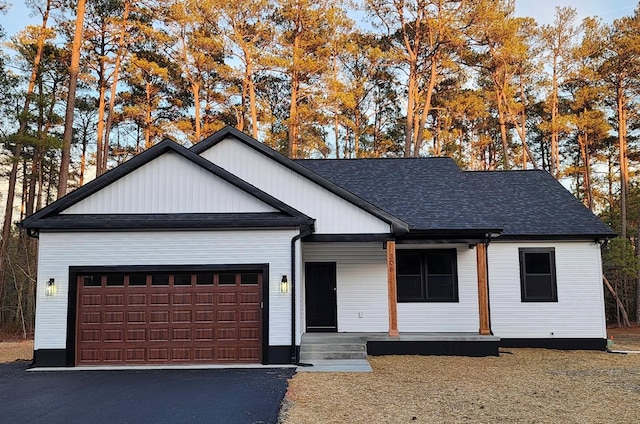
[{"left": 0, "top": 0, "right": 639, "bottom": 337}]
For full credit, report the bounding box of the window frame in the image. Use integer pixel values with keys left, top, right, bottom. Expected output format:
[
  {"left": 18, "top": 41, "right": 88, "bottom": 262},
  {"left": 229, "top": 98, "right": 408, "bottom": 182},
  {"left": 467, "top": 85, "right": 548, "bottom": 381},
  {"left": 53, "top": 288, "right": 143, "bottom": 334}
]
[
  {"left": 396, "top": 249, "right": 459, "bottom": 303},
  {"left": 519, "top": 247, "right": 558, "bottom": 302}
]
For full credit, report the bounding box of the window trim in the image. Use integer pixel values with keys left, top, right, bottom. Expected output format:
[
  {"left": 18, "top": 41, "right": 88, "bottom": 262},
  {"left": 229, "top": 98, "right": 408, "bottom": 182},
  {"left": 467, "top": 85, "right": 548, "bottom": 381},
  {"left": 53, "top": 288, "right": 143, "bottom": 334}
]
[
  {"left": 519, "top": 248, "right": 558, "bottom": 302},
  {"left": 396, "top": 249, "right": 459, "bottom": 303}
]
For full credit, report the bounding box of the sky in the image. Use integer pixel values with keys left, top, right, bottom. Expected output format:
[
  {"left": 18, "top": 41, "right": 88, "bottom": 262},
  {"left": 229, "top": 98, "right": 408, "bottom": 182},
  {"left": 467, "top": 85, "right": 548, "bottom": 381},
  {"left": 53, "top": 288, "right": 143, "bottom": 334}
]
[{"left": 1, "top": 0, "right": 638, "bottom": 39}]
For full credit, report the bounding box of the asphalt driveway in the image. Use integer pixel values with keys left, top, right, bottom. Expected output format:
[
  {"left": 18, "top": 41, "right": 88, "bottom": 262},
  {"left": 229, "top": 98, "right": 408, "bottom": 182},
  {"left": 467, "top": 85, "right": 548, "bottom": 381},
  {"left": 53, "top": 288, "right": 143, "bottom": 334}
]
[{"left": 0, "top": 361, "right": 294, "bottom": 424}]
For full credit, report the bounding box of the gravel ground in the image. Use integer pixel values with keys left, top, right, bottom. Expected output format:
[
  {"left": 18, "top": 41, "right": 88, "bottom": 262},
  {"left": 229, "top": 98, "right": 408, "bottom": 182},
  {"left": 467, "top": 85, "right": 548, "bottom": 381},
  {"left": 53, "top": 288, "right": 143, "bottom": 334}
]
[{"left": 281, "top": 345, "right": 640, "bottom": 423}]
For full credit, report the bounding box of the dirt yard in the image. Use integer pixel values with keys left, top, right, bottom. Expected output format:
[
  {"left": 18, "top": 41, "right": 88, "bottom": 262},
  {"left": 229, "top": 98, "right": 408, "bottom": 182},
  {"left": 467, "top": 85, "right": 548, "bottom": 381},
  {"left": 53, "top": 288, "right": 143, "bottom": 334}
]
[{"left": 280, "top": 329, "right": 640, "bottom": 424}]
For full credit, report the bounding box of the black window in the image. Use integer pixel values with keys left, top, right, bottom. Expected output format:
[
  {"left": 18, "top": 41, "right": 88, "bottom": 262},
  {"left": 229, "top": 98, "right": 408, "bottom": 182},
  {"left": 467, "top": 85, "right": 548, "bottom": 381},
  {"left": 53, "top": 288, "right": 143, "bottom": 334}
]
[
  {"left": 519, "top": 248, "right": 557, "bottom": 302},
  {"left": 396, "top": 249, "right": 458, "bottom": 302}
]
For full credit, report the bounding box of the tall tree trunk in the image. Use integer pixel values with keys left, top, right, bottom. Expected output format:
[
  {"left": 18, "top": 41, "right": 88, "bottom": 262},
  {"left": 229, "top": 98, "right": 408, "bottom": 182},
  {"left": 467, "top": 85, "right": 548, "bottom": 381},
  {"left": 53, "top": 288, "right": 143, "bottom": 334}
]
[
  {"left": 192, "top": 81, "right": 201, "bottom": 142},
  {"left": 145, "top": 81, "right": 152, "bottom": 149},
  {"left": 58, "top": 0, "right": 87, "bottom": 199},
  {"left": 102, "top": 1, "right": 131, "bottom": 175},
  {"left": 550, "top": 54, "right": 559, "bottom": 178},
  {"left": 0, "top": 0, "right": 53, "bottom": 320},
  {"left": 404, "top": 62, "right": 417, "bottom": 158},
  {"left": 604, "top": 276, "right": 631, "bottom": 327},
  {"left": 288, "top": 24, "right": 301, "bottom": 159},
  {"left": 617, "top": 82, "right": 628, "bottom": 240},
  {"left": 495, "top": 90, "right": 510, "bottom": 169},
  {"left": 95, "top": 75, "right": 107, "bottom": 176},
  {"left": 413, "top": 57, "right": 439, "bottom": 157},
  {"left": 246, "top": 57, "right": 258, "bottom": 139}
]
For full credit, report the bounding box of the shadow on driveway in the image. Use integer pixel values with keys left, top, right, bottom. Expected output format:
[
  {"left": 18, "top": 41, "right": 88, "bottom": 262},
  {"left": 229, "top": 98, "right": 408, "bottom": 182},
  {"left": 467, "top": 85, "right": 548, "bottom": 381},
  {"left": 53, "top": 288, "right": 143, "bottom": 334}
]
[{"left": 0, "top": 361, "right": 294, "bottom": 424}]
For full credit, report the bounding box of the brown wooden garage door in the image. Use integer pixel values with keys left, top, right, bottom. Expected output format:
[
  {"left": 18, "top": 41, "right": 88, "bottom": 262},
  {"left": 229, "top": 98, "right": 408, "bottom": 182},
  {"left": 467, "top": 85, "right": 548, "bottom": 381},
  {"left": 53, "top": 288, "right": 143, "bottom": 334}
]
[{"left": 76, "top": 270, "right": 263, "bottom": 365}]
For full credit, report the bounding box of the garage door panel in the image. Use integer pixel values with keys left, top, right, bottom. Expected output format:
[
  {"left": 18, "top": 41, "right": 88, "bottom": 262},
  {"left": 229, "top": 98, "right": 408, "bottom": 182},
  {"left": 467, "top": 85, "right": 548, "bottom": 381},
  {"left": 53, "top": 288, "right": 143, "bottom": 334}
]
[
  {"left": 104, "top": 294, "right": 125, "bottom": 306},
  {"left": 150, "top": 293, "right": 170, "bottom": 305},
  {"left": 80, "top": 311, "right": 101, "bottom": 325},
  {"left": 127, "top": 294, "right": 147, "bottom": 306},
  {"left": 195, "top": 310, "right": 214, "bottom": 323},
  {"left": 76, "top": 270, "right": 263, "bottom": 366},
  {"left": 150, "top": 311, "right": 169, "bottom": 323},
  {"left": 127, "top": 329, "right": 146, "bottom": 341},
  {"left": 172, "top": 328, "right": 192, "bottom": 341},
  {"left": 195, "top": 293, "right": 214, "bottom": 305},
  {"left": 172, "top": 310, "right": 192, "bottom": 323}
]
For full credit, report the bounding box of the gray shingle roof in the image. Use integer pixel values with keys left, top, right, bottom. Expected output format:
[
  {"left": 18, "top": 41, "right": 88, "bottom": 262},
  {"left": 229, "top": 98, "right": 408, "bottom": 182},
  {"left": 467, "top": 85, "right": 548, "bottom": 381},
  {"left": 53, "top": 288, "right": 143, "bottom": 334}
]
[{"left": 296, "top": 157, "right": 614, "bottom": 238}]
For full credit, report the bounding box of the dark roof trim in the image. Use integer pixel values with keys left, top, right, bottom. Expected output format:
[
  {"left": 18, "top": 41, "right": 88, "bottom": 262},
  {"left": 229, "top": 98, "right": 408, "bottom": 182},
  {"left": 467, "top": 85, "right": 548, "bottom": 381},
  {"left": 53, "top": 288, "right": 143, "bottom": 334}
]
[
  {"left": 399, "top": 228, "right": 503, "bottom": 238},
  {"left": 21, "top": 139, "right": 313, "bottom": 229},
  {"left": 191, "top": 126, "right": 409, "bottom": 234},
  {"left": 493, "top": 234, "right": 615, "bottom": 241},
  {"left": 396, "top": 239, "right": 487, "bottom": 245},
  {"left": 23, "top": 213, "right": 312, "bottom": 231},
  {"left": 303, "top": 233, "right": 393, "bottom": 243}
]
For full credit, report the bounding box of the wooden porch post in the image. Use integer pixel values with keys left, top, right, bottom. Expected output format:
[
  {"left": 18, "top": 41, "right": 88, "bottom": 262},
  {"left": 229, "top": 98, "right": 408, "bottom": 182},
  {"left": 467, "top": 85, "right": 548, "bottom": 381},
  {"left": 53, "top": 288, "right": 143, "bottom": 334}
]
[
  {"left": 387, "top": 240, "right": 399, "bottom": 337},
  {"left": 476, "top": 242, "right": 491, "bottom": 335}
]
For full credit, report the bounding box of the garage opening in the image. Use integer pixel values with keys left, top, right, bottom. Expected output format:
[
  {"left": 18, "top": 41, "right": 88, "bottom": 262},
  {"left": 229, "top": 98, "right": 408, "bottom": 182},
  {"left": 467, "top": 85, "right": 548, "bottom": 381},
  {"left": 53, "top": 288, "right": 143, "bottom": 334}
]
[{"left": 74, "top": 268, "right": 265, "bottom": 366}]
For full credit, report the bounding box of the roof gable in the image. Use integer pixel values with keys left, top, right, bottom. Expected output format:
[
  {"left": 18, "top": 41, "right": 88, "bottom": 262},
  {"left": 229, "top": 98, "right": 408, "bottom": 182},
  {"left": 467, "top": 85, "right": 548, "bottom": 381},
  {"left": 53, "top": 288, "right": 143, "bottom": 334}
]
[
  {"left": 61, "top": 151, "right": 277, "bottom": 214},
  {"left": 22, "top": 139, "right": 312, "bottom": 229},
  {"left": 191, "top": 126, "right": 409, "bottom": 234}
]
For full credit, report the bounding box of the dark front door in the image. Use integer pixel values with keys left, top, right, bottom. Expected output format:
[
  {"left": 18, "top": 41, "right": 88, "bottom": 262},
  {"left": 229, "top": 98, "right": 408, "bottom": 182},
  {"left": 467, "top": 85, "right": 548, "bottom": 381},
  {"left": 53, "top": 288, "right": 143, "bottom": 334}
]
[{"left": 305, "top": 262, "right": 337, "bottom": 332}]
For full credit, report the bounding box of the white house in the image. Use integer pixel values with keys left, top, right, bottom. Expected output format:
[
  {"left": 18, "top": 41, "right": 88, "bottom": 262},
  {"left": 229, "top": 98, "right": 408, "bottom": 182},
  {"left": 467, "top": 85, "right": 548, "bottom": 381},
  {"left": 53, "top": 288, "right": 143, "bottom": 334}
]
[{"left": 21, "top": 127, "right": 614, "bottom": 367}]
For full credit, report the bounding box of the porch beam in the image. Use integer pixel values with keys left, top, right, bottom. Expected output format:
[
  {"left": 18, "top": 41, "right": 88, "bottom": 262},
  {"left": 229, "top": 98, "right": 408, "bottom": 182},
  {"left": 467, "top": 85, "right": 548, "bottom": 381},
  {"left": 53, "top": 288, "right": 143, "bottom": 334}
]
[
  {"left": 387, "top": 240, "right": 399, "bottom": 337},
  {"left": 476, "top": 242, "right": 491, "bottom": 335}
]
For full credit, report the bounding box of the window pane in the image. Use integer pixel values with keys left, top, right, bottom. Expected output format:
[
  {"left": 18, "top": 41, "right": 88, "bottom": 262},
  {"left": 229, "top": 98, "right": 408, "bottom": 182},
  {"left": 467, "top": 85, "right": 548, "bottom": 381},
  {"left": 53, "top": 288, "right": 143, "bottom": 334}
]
[
  {"left": 525, "top": 275, "right": 554, "bottom": 299},
  {"left": 129, "top": 274, "right": 147, "bottom": 286},
  {"left": 397, "top": 276, "right": 423, "bottom": 300},
  {"left": 174, "top": 274, "right": 192, "bottom": 286},
  {"left": 426, "top": 251, "right": 454, "bottom": 275},
  {"left": 241, "top": 273, "right": 259, "bottom": 285},
  {"left": 106, "top": 274, "right": 124, "bottom": 286},
  {"left": 152, "top": 273, "right": 169, "bottom": 286},
  {"left": 397, "top": 252, "right": 421, "bottom": 275},
  {"left": 525, "top": 252, "right": 551, "bottom": 274},
  {"left": 196, "top": 274, "right": 214, "bottom": 285},
  {"left": 83, "top": 275, "right": 102, "bottom": 287},
  {"left": 218, "top": 273, "right": 236, "bottom": 285},
  {"left": 427, "top": 275, "right": 455, "bottom": 299}
]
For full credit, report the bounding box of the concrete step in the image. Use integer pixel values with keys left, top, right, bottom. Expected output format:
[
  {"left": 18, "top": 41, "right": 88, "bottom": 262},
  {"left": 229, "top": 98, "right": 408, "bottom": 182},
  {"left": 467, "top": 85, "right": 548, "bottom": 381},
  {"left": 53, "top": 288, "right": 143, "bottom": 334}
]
[
  {"left": 299, "top": 350, "right": 368, "bottom": 361},
  {"left": 297, "top": 359, "right": 372, "bottom": 373},
  {"left": 299, "top": 343, "right": 366, "bottom": 353}
]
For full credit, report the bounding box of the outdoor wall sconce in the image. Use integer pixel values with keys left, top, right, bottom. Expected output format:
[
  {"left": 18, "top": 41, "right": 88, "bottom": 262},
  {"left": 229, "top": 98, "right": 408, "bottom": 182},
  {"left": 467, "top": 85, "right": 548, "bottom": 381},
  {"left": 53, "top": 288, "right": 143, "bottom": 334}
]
[
  {"left": 280, "top": 275, "right": 288, "bottom": 293},
  {"left": 45, "top": 278, "right": 57, "bottom": 297}
]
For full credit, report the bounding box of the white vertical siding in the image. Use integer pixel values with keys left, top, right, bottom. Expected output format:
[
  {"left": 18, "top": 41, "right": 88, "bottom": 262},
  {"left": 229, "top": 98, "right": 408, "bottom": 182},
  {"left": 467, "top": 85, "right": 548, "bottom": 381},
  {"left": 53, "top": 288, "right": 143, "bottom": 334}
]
[
  {"left": 35, "top": 229, "right": 297, "bottom": 350},
  {"left": 302, "top": 243, "right": 389, "bottom": 332},
  {"left": 61, "top": 152, "right": 277, "bottom": 214},
  {"left": 397, "top": 245, "right": 480, "bottom": 332},
  {"left": 199, "top": 137, "right": 391, "bottom": 234},
  {"left": 488, "top": 241, "right": 606, "bottom": 339}
]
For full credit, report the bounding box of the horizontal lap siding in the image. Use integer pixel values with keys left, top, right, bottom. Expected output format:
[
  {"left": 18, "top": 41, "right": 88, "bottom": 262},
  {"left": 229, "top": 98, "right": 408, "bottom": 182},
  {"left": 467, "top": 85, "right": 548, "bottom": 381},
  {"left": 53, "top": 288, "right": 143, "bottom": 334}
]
[
  {"left": 488, "top": 241, "right": 606, "bottom": 339},
  {"left": 303, "top": 243, "right": 388, "bottom": 332},
  {"left": 35, "top": 230, "right": 296, "bottom": 350},
  {"left": 62, "top": 152, "right": 276, "bottom": 214},
  {"left": 397, "top": 247, "right": 480, "bottom": 332},
  {"left": 200, "top": 138, "right": 391, "bottom": 234}
]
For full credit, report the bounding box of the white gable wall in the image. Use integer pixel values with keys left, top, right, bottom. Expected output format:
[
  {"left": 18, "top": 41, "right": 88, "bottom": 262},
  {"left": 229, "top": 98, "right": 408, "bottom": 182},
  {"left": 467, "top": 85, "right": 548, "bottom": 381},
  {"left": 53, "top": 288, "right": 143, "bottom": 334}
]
[
  {"left": 62, "top": 152, "right": 277, "bottom": 214},
  {"left": 488, "top": 241, "right": 606, "bottom": 339},
  {"left": 199, "top": 138, "right": 391, "bottom": 234},
  {"left": 34, "top": 229, "right": 297, "bottom": 351},
  {"left": 302, "top": 243, "right": 389, "bottom": 332},
  {"left": 397, "top": 245, "right": 480, "bottom": 332}
]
